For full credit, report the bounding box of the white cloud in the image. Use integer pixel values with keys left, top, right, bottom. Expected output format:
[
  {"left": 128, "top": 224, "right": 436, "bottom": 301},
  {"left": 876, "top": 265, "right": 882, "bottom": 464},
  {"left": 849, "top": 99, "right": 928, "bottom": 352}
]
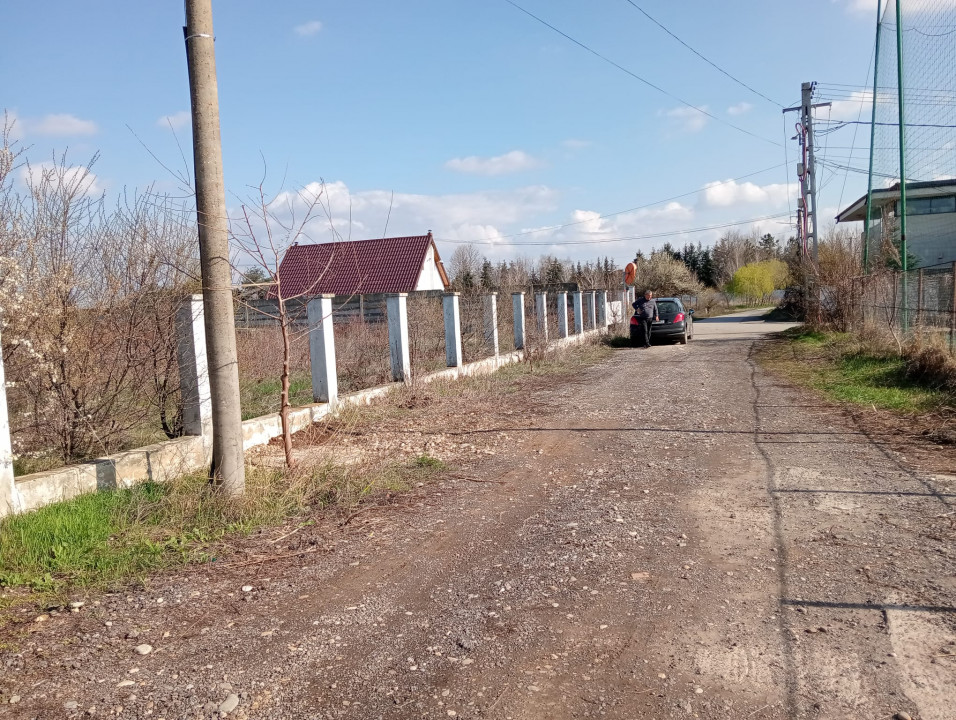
[
  {"left": 727, "top": 102, "right": 752, "bottom": 116},
  {"left": 19, "top": 162, "right": 102, "bottom": 197},
  {"left": 516, "top": 201, "right": 696, "bottom": 258},
  {"left": 840, "top": 0, "right": 877, "bottom": 13},
  {"left": 29, "top": 113, "right": 97, "bottom": 136},
  {"left": 661, "top": 106, "right": 709, "bottom": 134},
  {"left": 445, "top": 150, "right": 540, "bottom": 176},
  {"left": 157, "top": 111, "right": 191, "bottom": 130},
  {"left": 294, "top": 20, "right": 323, "bottom": 36},
  {"left": 250, "top": 180, "right": 559, "bottom": 256},
  {"left": 702, "top": 179, "right": 797, "bottom": 208},
  {"left": 237, "top": 175, "right": 798, "bottom": 265},
  {"left": 826, "top": 89, "right": 875, "bottom": 121}
]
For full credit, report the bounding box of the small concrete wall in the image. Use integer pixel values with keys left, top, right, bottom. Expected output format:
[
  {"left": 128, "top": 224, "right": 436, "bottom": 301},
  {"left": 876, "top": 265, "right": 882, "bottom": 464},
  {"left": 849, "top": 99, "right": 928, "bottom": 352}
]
[{"left": 5, "top": 326, "right": 608, "bottom": 516}]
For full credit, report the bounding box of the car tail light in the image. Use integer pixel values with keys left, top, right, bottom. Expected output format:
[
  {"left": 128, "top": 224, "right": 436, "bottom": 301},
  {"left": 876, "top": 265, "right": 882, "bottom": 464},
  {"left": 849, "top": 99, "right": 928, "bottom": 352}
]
[
  {"left": 630, "top": 316, "right": 638, "bottom": 325},
  {"left": 674, "top": 313, "right": 684, "bottom": 322}
]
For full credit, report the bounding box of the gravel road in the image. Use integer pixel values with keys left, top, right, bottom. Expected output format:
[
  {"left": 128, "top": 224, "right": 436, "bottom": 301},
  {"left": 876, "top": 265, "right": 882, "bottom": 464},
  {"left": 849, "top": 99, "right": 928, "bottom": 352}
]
[{"left": 2, "top": 311, "right": 954, "bottom": 720}]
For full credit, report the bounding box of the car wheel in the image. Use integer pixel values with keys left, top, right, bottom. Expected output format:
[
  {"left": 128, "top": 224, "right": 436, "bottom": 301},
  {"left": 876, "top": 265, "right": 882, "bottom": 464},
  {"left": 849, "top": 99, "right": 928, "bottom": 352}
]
[
  {"left": 629, "top": 326, "right": 639, "bottom": 347},
  {"left": 679, "top": 327, "right": 688, "bottom": 345}
]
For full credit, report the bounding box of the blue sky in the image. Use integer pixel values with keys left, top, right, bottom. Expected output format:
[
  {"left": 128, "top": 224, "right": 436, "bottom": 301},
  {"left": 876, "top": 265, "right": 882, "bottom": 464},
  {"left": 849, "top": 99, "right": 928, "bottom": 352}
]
[{"left": 3, "top": 0, "right": 881, "bottom": 264}]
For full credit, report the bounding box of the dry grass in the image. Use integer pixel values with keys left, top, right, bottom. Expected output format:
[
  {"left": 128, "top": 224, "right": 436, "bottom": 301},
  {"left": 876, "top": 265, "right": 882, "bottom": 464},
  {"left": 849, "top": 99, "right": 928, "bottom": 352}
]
[
  {"left": 903, "top": 333, "right": 956, "bottom": 391},
  {"left": 759, "top": 327, "right": 954, "bottom": 415},
  {"left": 1, "top": 326, "right": 614, "bottom": 619}
]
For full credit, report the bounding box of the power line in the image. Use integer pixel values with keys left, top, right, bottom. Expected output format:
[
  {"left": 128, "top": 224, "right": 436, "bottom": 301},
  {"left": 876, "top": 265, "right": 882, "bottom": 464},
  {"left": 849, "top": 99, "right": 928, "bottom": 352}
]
[
  {"left": 818, "top": 120, "right": 956, "bottom": 129},
  {"left": 434, "top": 212, "right": 792, "bottom": 246},
  {"left": 500, "top": 0, "right": 781, "bottom": 147},
  {"left": 816, "top": 157, "right": 920, "bottom": 183},
  {"left": 620, "top": 0, "right": 783, "bottom": 107}
]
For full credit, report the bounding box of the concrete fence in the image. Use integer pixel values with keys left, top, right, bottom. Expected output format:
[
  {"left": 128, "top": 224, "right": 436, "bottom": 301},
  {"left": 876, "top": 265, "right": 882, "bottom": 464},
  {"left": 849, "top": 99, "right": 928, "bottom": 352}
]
[{"left": 0, "top": 289, "right": 620, "bottom": 518}]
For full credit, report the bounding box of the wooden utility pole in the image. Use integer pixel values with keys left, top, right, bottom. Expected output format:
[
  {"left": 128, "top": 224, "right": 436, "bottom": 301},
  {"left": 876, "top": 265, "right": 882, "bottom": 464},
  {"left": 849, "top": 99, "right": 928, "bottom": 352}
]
[{"left": 184, "top": 0, "right": 245, "bottom": 496}]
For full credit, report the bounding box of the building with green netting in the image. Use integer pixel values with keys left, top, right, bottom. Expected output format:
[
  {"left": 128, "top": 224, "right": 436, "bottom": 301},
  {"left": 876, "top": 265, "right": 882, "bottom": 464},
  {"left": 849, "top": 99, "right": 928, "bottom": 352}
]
[{"left": 837, "top": 179, "right": 956, "bottom": 269}]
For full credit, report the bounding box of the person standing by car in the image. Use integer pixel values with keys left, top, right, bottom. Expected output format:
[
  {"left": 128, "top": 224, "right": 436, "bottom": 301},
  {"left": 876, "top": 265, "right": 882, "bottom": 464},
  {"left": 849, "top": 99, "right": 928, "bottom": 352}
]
[{"left": 632, "top": 290, "right": 659, "bottom": 348}]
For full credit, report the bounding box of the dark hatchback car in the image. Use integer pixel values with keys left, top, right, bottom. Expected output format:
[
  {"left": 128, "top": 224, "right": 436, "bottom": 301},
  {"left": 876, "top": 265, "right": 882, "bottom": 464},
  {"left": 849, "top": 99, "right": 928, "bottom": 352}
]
[{"left": 630, "top": 297, "right": 694, "bottom": 345}]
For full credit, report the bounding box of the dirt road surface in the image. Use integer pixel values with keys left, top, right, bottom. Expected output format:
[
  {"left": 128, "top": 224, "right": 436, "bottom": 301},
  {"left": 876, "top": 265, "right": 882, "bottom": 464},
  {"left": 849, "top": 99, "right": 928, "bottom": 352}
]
[{"left": 2, "top": 311, "right": 955, "bottom": 720}]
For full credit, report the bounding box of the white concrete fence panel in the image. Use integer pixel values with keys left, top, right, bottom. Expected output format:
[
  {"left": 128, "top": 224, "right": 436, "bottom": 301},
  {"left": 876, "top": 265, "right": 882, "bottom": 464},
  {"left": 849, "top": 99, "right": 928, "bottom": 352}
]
[
  {"left": 535, "top": 292, "right": 549, "bottom": 343},
  {"left": 483, "top": 293, "right": 499, "bottom": 356},
  {"left": 308, "top": 295, "right": 338, "bottom": 405},
  {"left": 573, "top": 292, "right": 584, "bottom": 335},
  {"left": 1, "top": 288, "right": 617, "bottom": 518},
  {"left": 443, "top": 293, "right": 463, "bottom": 368},
  {"left": 512, "top": 292, "right": 526, "bottom": 350},
  {"left": 0, "top": 329, "right": 22, "bottom": 517},
  {"left": 387, "top": 293, "right": 412, "bottom": 382},
  {"left": 174, "top": 294, "right": 213, "bottom": 445},
  {"left": 557, "top": 291, "right": 569, "bottom": 339}
]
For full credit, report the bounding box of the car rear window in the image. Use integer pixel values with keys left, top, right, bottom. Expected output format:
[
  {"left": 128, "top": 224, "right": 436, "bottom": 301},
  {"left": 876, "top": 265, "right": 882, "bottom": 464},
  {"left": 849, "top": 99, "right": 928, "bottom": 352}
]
[{"left": 656, "top": 301, "right": 681, "bottom": 315}]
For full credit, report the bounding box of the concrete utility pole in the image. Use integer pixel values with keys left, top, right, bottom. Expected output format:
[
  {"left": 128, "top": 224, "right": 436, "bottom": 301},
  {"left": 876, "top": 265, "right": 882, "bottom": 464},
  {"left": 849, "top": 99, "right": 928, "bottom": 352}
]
[
  {"left": 802, "top": 82, "right": 822, "bottom": 266},
  {"left": 184, "top": 0, "right": 245, "bottom": 496},
  {"left": 784, "top": 83, "right": 830, "bottom": 316}
]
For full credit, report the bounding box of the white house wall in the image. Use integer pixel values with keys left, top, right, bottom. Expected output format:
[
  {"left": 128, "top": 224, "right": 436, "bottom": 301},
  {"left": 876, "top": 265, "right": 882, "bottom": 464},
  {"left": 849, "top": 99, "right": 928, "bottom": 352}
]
[{"left": 415, "top": 245, "right": 446, "bottom": 291}]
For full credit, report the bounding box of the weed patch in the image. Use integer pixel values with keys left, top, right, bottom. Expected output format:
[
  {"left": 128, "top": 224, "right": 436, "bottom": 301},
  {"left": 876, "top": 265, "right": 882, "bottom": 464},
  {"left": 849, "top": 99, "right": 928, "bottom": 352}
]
[
  {"left": 760, "top": 329, "right": 953, "bottom": 414},
  {"left": 0, "top": 454, "right": 442, "bottom": 607}
]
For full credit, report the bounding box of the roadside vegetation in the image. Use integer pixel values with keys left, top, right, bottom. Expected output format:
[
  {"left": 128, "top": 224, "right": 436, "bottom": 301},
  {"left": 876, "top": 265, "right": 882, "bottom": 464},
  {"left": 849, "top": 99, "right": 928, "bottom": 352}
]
[
  {"left": 0, "top": 336, "right": 612, "bottom": 618},
  {"left": 760, "top": 223, "right": 955, "bottom": 421},
  {"left": 761, "top": 327, "right": 955, "bottom": 413}
]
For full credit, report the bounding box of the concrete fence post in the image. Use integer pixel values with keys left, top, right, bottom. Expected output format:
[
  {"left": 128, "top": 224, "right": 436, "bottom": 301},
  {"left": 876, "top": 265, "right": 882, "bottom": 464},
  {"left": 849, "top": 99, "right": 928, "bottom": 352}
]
[
  {"left": 483, "top": 293, "right": 499, "bottom": 356},
  {"left": 535, "top": 291, "right": 549, "bottom": 343},
  {"left": 175, "top": 294, "right": 213, "bottom": 444},
  {"left": 0, "top": 329, "right": 22, "bottom": 517},
  {"left": 443, "top": 292, "right": 463, "bottom": 368},
  {"left": 307, "top": 294, "right": 338, "bottom": 404},
  {"left": 621, "top": 289, "right": 630, "bottom": 325},
  {"left": 557, "top": 291, "right": 569, "bottom": 338},
  {"left": 597, "top": 290, "right": 608, "bottom": 327},
  {"left": 585, "top": 291, "right": 596, "bottom": 330},
  {"left": 512, "top": 292, "right": 526, "bottom": 350},
  {"left": 386, "top": 293, "right": 412, "bottom": 381},
  {"left": 572, "top": 291, "right": 584, "bottom": 334}
]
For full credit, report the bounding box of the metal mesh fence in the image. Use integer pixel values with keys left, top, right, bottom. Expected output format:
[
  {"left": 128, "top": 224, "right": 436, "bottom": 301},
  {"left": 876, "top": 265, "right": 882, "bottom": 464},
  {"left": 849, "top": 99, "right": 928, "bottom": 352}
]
[
  {"left": 860, "top": 263, "right": 956, "bottom": 351},
  {"left": 868, "top": 0, "right": 955, "bottom": 267}
]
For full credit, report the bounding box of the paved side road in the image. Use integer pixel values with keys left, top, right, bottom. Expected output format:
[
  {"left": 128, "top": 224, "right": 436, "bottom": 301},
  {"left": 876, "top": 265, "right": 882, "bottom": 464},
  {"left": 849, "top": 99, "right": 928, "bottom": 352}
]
[{"left": 1, "top": 312, "right": 954, "bottom": 720}]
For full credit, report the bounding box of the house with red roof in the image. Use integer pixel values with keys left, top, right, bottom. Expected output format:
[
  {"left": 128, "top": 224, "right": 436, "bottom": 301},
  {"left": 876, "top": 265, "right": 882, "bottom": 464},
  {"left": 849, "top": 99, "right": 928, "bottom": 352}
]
[{"left": 272, "top": 232, "right": 450, "bottom": 298}]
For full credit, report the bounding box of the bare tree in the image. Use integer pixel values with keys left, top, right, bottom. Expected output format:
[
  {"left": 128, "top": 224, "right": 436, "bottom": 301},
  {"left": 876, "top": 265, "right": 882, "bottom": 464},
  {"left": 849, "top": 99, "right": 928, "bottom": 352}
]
[
  {"left": 1, "top": 143, "right": 200, "bottom": 466},
  {"left": 448, "top": 245, "right": 482, "bottom": 289},
  {"left": 711, "top": 230, "right": 758, "bottom": 288},
  {"left": 231, "top": 182, "right": 328, "bottom": 468}
]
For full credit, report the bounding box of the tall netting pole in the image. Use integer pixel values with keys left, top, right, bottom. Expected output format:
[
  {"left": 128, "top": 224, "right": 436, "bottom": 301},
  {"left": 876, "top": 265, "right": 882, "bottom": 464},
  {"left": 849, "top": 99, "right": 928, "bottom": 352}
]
[
  {"left": 896, "top": 0, "right": 909, "bottom": 333},
  {"left": 863, "top": 0, "right": 884, "bottom": 273}
]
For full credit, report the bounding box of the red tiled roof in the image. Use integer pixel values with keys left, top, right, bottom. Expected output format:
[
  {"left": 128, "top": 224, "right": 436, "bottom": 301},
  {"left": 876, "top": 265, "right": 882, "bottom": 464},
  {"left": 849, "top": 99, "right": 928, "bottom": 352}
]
[{"left": 272, "top": 233, "right": 449, "bottom": 298}]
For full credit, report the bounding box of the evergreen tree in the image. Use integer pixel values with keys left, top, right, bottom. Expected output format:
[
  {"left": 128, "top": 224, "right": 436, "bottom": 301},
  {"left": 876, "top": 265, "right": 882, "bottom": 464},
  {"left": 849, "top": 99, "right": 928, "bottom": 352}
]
[
  {"left": 759, "top": 233, "right": 779, "bottom": 259},
  {"left": 697, "top": 247, "right": 717, "bottom": 287},
  {"left": 480, "top": 259, "right": 495, "bottom": 289}
]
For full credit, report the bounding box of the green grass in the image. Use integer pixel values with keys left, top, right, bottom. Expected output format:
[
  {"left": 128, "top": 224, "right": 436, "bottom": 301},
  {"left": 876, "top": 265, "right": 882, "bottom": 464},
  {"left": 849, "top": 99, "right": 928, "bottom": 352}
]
[
  {"left": 1, "top": 333, "right": 616, "bottom": 613},
  {"left": 763, "top": 328, "right": 952, "bottom": 414},
  {"left": 0, "top": 475, "right": 249, "bottom": 595},
  {"left": 413, "top": 453, "right": 447, "bottom": 470},
  {"left": 816, "top": 354, "right": 943, "bottom": 411},
  {"left": 0, "top": 454, "right": 446, "bottom": 606},
  {"left": 240, "top": 373, "right": 314, "bottom": 420}
]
